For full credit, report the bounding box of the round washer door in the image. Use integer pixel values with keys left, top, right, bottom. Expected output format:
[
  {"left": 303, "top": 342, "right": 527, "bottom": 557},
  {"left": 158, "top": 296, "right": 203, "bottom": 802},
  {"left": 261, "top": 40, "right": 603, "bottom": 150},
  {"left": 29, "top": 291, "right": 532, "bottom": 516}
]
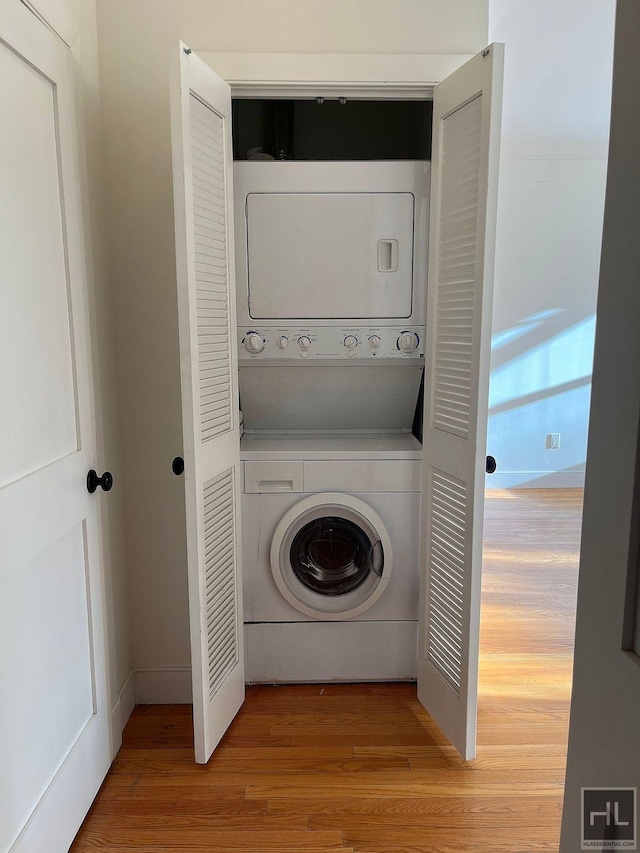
[{"left": 270, "top": 493, "right": 393, "bottom": 620}]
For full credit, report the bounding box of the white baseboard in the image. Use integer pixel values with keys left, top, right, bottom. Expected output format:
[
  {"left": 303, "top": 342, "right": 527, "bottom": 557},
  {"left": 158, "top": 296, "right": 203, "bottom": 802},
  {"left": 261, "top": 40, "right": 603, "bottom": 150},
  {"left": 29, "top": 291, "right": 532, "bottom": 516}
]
[
  {"left": 109, "top": 668, "right": 192, "bottom": 753},
  {"left": 134, "top": 667, "right": 193, "bottom": 704},
  {"left": 487, "top": 470, "right": 585, "bottom": 489},
  {"left": 110, "top": 669, "right": 136, "bottom": 755}
]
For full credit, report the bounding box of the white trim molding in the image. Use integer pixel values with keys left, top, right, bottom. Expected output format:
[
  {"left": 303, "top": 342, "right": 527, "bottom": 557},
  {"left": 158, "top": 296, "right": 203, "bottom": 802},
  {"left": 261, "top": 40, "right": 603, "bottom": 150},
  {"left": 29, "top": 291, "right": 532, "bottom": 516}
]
[
  {"left": 18, "top": 0, "right": 74, "bottom": 46},
  {"left": 109, "top": 670, "right": 136, "bottom": 756},
  {"left": 199, "top": 52, "right": 473, "bottom": 99},
  {"left": 109, "top": 667, "right": 193, "bottom": 752}
]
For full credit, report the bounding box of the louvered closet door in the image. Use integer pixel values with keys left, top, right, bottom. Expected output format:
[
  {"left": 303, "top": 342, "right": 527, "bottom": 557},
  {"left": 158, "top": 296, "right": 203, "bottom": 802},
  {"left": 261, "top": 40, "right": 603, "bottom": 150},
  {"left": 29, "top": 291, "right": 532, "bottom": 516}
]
[
  {"left": 417, "top": 44, "right": 504, "bottom": 760},
  {"left": 170, "top": 43, "right": 244, "bottom": 764}
]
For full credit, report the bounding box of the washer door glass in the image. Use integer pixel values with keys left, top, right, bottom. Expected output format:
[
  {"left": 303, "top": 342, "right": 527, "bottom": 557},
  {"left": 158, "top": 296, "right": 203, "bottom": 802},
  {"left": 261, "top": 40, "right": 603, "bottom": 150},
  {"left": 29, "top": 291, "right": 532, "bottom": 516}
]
[{"left": 289, "top": 516, "right": 383, "bottom": 596}]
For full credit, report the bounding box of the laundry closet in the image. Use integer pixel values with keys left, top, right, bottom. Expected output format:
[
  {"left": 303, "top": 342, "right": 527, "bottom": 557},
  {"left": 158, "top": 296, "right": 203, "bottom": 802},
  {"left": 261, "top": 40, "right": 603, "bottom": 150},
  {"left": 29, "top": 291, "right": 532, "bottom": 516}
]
[
  {"left": 234, "top": 98, "right": 429, "bottom": 688},
  {"left": 170, "top": 44, "right": 502, "bottom": 764}
]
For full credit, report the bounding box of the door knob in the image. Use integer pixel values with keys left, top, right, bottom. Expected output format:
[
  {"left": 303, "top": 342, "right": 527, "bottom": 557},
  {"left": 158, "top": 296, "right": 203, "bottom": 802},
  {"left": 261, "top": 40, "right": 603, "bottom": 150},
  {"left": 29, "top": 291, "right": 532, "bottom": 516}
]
[
  {"left": 485, "top": 456, "right": 497, "bottom": 474},
  {"left": 87, "top": 469, "right": 113, "bottom": 493}
]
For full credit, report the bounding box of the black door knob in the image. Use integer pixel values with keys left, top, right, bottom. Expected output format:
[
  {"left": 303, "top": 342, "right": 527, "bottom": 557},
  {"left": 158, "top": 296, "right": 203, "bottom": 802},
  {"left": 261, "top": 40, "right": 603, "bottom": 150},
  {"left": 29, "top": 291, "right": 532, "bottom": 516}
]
[
  {"left": 87, "top": 469, "right": 113, "bottom": 493},
  {"left": 486, "top": 456, "right": 497, "bottom": 474},
  {"left": 172, "top": 456, "right": 185, "bottom": 475}
]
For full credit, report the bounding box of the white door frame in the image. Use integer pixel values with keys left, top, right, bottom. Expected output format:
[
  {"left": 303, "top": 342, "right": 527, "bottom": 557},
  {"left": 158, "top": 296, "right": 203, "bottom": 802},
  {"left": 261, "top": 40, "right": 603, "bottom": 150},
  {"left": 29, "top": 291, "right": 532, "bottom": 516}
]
[
  {"left": 196, "top": 48, "right": 498, "bottom": 757},
  {"left": 199, "top": 52, "right": 473, "bottom": 100}
]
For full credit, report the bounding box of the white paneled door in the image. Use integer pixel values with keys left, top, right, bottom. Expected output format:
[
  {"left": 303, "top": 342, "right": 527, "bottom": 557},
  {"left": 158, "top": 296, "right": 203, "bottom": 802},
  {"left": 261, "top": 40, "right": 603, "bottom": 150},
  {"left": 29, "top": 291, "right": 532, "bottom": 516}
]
[
  {"left": 417, "top": 45, "right": 504, "bottom": 759},
  {"left": 0, "top": 2, "right": 110, "bottom": 851},
  {"left": 170, "top": 44, "right": 245, "bottom": 764}
]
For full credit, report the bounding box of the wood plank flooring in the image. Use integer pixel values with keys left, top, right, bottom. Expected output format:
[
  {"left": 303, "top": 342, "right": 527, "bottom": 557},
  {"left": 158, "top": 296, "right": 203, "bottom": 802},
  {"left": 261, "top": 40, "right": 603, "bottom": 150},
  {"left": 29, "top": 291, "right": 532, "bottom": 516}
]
[{"left": 72, "top": 488, "right": 582, "bottom": 852}]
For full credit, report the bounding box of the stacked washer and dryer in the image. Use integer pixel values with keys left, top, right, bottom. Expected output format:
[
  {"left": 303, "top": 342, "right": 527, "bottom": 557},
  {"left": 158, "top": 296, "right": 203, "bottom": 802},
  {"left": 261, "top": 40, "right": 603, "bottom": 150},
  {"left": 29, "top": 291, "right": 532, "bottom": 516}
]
[{"left": 235, "top": 160, "right": 430, "bottom": 683}]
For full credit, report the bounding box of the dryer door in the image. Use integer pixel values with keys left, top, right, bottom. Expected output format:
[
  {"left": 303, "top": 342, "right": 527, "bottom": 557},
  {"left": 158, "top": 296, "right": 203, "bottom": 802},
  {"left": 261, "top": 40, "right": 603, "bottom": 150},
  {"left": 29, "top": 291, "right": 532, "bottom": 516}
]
[
  {"left": 271, "top": 494, "right": 392, "bottom": 620},
  {"left": 246, "top": 192, "right": 415, "bottom": 319}
]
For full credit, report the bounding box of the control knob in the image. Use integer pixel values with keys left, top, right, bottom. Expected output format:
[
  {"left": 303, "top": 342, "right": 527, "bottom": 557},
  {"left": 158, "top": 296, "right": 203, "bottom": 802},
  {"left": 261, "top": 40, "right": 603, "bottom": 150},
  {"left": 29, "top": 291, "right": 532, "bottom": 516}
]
[
  {"left": 397, "top": 331, "right": 420, "bottom": 353},
  {"left": 276, "top": 335, "right": 289, "bottom": 349},
  {"left": 298, "top": 335, "right": 311, "bottom": 350},
  {"left": 368, "top": 335, "right": 381, "bottom": 349},
  {"left": 244, "top": 332, "right": 265, "bottom": 354},
  {"left": 343, "top": 335, "right": 358, "bottom": 349}
]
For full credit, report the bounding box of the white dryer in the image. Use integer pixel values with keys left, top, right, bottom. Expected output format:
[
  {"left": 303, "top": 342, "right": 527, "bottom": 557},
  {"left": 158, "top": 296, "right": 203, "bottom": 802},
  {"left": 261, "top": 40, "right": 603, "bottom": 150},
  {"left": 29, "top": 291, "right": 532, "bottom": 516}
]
[
  {"left": 234, "top": 160, "right": 429, "bottom": 330},
  {"left": 241, "top": 432, "right": 421, "bottom": 683}
]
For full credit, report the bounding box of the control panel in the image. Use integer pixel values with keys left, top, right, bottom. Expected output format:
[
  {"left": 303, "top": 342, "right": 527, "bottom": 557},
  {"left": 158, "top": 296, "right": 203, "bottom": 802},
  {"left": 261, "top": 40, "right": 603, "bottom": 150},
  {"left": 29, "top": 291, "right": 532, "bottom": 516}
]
[{"left": 238, "top": 326, "right": 425, "bottom": 360}]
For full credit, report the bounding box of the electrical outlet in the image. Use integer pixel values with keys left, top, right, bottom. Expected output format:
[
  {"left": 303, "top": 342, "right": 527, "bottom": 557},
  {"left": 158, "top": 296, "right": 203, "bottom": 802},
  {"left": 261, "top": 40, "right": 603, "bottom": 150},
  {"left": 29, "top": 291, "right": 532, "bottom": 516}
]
[{"left": 546, "top": 433, "right": 561, "bottom": 450}]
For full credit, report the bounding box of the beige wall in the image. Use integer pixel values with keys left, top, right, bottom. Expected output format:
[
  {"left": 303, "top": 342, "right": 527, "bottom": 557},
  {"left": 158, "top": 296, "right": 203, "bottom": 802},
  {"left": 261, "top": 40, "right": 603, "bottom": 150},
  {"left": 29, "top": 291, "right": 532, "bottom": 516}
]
[
  {"left": 27, "top": 0, "right": 132, "bottom": 728},
  {"left": 95, "top": 0, "right": 489, "bottom": 685},
  {"left": 487, "top": 0, "right": 614, "bottom": 488}
]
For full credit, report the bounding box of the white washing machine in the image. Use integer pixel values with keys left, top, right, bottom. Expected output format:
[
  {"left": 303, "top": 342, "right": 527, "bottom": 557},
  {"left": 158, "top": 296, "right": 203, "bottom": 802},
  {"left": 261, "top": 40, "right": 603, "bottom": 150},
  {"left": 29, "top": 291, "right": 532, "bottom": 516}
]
[{"left": 241, "top": 432, "right": 422, "bottom": 683}]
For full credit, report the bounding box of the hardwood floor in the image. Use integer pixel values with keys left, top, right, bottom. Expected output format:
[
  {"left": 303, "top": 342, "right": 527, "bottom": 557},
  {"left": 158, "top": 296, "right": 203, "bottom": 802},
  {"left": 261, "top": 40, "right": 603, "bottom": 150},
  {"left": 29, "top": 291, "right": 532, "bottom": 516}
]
[{"left": 72, "top": 489, "right": 583, "bottom": 852}]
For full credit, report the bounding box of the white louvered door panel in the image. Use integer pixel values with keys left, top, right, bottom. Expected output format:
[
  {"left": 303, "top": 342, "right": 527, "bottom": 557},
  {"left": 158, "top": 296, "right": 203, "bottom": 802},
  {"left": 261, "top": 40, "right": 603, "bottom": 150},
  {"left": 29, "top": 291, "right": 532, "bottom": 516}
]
[
  {"left": 171, "top": 44, "right": 244, "bottom": 764},
  {"left": 191, "top": 97, "right": 233, "bottom": 442},
  {"left": 417, "top": 45, "right": 503, "bottom": 760},
  {"left": 426, "top": 469, "right": 467, "bottom": 690},
  {"left": 432, "top": 94, "right": 482, "bottom": 440},
  {"left": 203, "top": 470, "right": 238, "bottom": 698}
]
